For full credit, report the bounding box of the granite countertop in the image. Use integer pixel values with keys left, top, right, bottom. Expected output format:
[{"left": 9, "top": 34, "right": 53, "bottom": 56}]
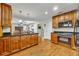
[
  {"left": 11, "top": 33, "right": 38, "bottom": 36},
  {"left": 53, "top": 31, "right": 79, "bottom": 34},
  {"left": 52, "top": 31, "right": 73, "bottom": 38},
  {"left": 0, "top": 33, "right": 38, "bottom": 37}
]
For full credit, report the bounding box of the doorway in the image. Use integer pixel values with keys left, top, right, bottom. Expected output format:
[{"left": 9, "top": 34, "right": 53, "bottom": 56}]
[{"left": 37, "top": 24, "right": 44, "bottom": 41}]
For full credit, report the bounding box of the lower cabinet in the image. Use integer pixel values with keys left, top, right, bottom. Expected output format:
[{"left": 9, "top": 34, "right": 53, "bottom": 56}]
[
  {"left": 51, "top": 33, "right": 58, "bottom": 44},
  {"left": 0, "top": 34, "right": 38, "bottom": 56},
  {"left": 33, "top": 34, "right": 38, "bottom": 44},
  {"left": 0, "top": 39, "right": 3, "bottom": 55},
  {"left": 26, "top": 35, "right": 31, "bottom": 47},
  {"left": 0, "top": 34, "right": 38, "bottom": 55},
  {"left": 11, "top": 36, "right": 20, "bottom": 52},
  {"left": 2, "top": 37, "right": 11, "bottom": 55},
  {"left": 30, "top": 35, "right": 35, "bottom": 45},
  {"left": 21, "top": 35, "right": 28, "bottom": 49}
]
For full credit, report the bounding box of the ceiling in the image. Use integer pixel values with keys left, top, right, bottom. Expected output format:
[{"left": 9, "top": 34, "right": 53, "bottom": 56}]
[{"left": 9, "top": 3, "right": 78, "bottom": 23}]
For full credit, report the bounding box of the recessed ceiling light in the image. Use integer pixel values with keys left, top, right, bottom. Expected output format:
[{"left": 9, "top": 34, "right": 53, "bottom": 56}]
[
  {"left": 45, "top": 11, "right": 48, "bottom": 15},
  {"left": 19, "top": 20, "right": 22, "bottom": 23},
  {"left": 53, "top": 6, "right": 58, "bottom": 11}
]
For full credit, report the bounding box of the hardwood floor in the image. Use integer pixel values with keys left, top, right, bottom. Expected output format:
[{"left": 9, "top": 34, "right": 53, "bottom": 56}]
[{"left": 10, "top": 39, "right": 77, "bottom": 56}]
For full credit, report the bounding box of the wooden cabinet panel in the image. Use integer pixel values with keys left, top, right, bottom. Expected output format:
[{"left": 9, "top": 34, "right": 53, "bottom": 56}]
[
  {"left": 21, "top": 35, "right": 27, "bottom": 49},
  {"left": 11, "top": 36, "right": 20, "bottom": 52},
  {"left": 30, "top": 35, "right": 35, "bottom": 45},
  {"left": 1, "top": 3, "right": 12, "bottom": 26},
  {"left": 2, "top": 37, "right": 11, "bottom": 54},
  {"left": 52, "top": 16, "right": 59, "bottom": 28},
  {"left": 0, "top": 39, "right": 3, "bottom": 55},
  {"left": 0, "top": 4, "right": 1, "bottom": 26},
  {"left": 0, "top": 27, "right": 2, "bottom": 37},
  {"left": 33, "top": 34, "right": 38, "bottom": 44},
  {"left": 64, "top": 13, "right": 70, "bottom": 21},
  {"left": 26, "top": 35, "right": 31, "bottom": 46},
  {"left": 59, "top": 15, "right": 65, "bottom": 22},
  {"left": 8, "top": 6, "right": 12, "bottom": 26},
  {"left": 51, "top": 33, "right": 58, "bottom": 44},
  {"left": 70, "top": 11, "right": 77, "bottom": 27}
]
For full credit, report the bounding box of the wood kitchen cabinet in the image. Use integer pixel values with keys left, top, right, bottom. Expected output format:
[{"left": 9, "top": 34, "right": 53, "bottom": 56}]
[
  {"left": 0, "top": 38, "right": 3, "bottom": 55},
  {"left": 30, "top": 34, "right": 38, "bottom": 45},
  {"left": 11, "top": 36, "right": 20, "bottom": 52},
  {"left": 0, "top": 34, "right": 38, "bottom": 56},
  {"left": 64, "top": 13, "right": 70, "bottom": 21},
  {"left": 52, "top": 16, "right": 59, "bottom": 28},
  {"left": 70, "top": 11, "right": 77, "bottom": 27},
  {"left": 1, "top": 3, "right": 12, "bottom": 26},
  {"left": 0, "top": 4, "right": 1, "bottom": 26},
  {"left": 21, "top": 35, "right": 28, "bottom": 49},
  {"left": 25, "top": 35, "right": 31, "bottom": 47},
  {"left": 2, "top": 37, "right": 11, "bottom": 55},
  {"left": 30, "top": 35, "right": 35, "bottom": 45},
  {"left": 0, "top": 27, "right": 3, "bottom": 37},
  {"left": 52, "top": 10, "right": 77, "bottom": 28},
  {"left": 59, "top": 14, "right": 65, "bottom": 22},
  {"left": 51, "top": 33, "right": 58, "bottom": 44},
  {"left": 33, "top": 34, "right": 38, "bottom": 44},
  {"left": 0, "top": 4, "right": 2, "bottom": 37}
]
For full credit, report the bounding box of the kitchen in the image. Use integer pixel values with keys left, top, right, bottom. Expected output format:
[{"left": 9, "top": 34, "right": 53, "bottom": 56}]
[{"left": 0, "top": 3, "right": 79, "bottom": 56}]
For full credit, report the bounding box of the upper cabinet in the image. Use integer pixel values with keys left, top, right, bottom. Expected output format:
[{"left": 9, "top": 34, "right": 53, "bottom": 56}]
[
  {"left": 1, "top": 3, "right": 12, "bottom": 27},
  {"left": 52, "top": 10, "right": 77, "bottom": 28},
  {"left": 70, "top": 11, "right": 77, "bottom": 27},
  {"left": 52, "top": 16, "right": 59, "bottom": 28},
  {"left": 58, "top": 14, "right": 65, "bottom": 22},
  {"left": 0, "top": 4, "right": 1, "bottom": 26}
]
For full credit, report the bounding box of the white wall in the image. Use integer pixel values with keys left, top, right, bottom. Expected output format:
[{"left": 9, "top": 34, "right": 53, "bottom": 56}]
[{"left": 43, "top": 20, "right": 52, "bottom": 40}]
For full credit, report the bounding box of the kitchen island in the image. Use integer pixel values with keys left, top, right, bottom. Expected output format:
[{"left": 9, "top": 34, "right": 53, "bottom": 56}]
[{"left": 0, "top": 33, "right": 38, "bottom": 56}]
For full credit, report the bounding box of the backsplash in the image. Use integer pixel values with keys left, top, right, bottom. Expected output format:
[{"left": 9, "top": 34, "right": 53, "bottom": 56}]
[
  {"left": 53, "top": 28, "right": 74, "bottom": 32},
  {"left": 2, "top": 27, "right": 10, "bottom": 33}
]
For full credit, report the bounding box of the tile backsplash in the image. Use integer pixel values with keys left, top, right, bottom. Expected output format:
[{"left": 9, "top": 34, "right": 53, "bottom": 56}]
[{"left": 2, "top": 27, "right": 10, "bottom": 33}]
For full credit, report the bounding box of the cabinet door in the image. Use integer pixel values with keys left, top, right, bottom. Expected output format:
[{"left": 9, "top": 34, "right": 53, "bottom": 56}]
[
  {"left": 51, "top": 33, "right": 58, "bottom": 44},
  {"left": 34, "top": 34, "right": 38, "bottom": 44},
  {"left": 0, "top": 27, "right": 2, "bottom": 37},
  {"left": 8, "top": 6, "right": 12, "bottom": 26},
  {"left": 52, "top": 16, "right": 59, "bottom": 28},
  {"left": 2, "top": 4, "right": 11, "bottom": 26},
  {"left": 30, "top": 35, "right": 35, "bottom": 45},
  {"left": 70, "top": 11, "right": 77, "bottom": 27},
  {"left": 52, "top": 17, "right": 56, "bottom": 28},
  {"left": 0, "top": 39, "right": 3, "bottom": 55},
  {"left": 59, "top": 15, "right": 65, "bottom": 22},
  {"left": 21, "top": 35, "right": 27, "bottom": 49},
  {"left": 64, "top": 13, "right": 70, "bottom": 21},
  {"left": 11, "top": 36, "right": 20, "bottom": 52},
  {"left": 0, "top": 4, "right": 1, "bottom": 26},
  {"left": 2, "top": 37, "right": 11, "bottom": 54},
  {"left": 2, "top": 4, "right": 8, "bottom": 26},
  {"left": 26, "top": 35, "right": 31, "bottom": 47}
]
